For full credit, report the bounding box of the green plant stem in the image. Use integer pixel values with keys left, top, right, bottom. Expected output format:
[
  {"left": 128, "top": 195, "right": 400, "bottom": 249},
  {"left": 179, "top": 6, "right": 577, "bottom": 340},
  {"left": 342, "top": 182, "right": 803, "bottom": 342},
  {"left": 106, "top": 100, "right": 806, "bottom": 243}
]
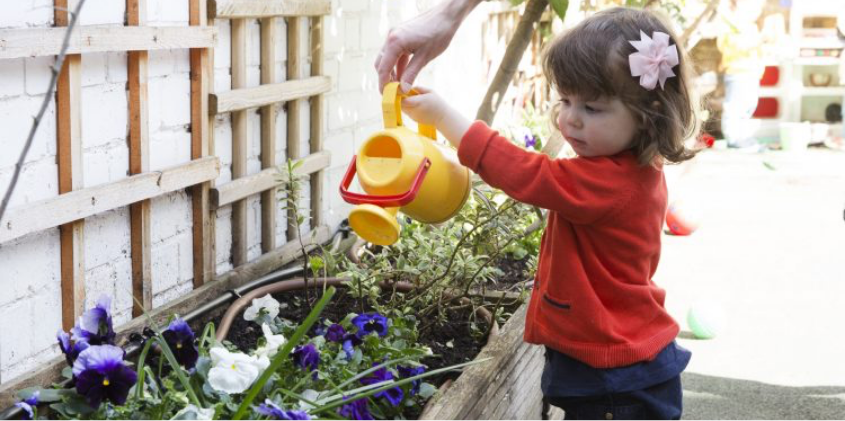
[
  {"left": 232, "top": 287, "right": 336, "bottom": 420},
  {"left": 134, "top": 339, "right": 156, "bottom": 401}
]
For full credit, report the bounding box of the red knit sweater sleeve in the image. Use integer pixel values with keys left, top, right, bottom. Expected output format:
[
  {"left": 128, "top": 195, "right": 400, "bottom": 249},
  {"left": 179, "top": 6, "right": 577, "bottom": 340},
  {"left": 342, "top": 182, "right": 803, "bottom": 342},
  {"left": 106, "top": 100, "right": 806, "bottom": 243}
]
[{"left": 458, "top": 121, "right": 632, "bottom": 225}]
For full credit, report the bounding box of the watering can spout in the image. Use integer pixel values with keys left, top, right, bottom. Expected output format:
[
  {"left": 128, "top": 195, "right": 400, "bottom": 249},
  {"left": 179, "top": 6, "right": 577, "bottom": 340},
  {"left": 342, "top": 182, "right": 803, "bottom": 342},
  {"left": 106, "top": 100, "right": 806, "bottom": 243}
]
[{"left": 338, "top": 82, "right": 470, "bottom": 246}]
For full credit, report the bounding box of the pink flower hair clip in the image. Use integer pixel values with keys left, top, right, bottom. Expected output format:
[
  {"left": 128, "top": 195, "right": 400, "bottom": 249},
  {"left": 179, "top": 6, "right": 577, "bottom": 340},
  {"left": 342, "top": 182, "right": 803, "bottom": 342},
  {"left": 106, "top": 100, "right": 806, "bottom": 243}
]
[{"left": 628, "top": 30, "right": 679, "bottom": 91}]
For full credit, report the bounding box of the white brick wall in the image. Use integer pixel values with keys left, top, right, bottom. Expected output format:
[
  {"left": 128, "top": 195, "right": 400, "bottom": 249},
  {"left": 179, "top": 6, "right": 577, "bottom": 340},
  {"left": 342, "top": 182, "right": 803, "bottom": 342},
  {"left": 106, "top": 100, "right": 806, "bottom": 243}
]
[{"left": 0, "top": 0, "right": 492, "bottom": 385}]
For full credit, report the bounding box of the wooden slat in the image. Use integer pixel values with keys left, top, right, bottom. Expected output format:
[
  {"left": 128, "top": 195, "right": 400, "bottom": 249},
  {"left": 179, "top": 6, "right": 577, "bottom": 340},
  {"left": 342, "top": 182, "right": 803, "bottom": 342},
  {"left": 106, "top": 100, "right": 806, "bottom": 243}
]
[
  {"left": 209, "top": 76, "right": 330, "bottom": 114},
  {"left": 309, "top": 16, "right": 324, "bottom": 227},
  {"left": 210, "top": 0, "right": 331, "bottom": 19},
  {"left": 0, "top": 225, "right": 332, "bottom": 410},
  {"left": 0, "top": 158, "right": 220, "bottom": 245},
  {"left": 211, "top": 151, "right": 330, "bottom": 209},
  {"left": 0, "top": 26, "right": 217, "bottom": 59},
  {"left": 128, "top": 0, "right": 153, "bottom": 317},
  {"left": 260, "top": 17, "right": 277, "bottom": 253},
  {"left": 55, "top": 0, "right": 85, "bottom": 332},
  {"left": 190, "top": 0, "right": 214, "bottom": 287},
  {"left": 286, "top": 16, "right": 301, "bottom": 242},
  {"left": 230, "top": 18, "right": 248, "bottom": 267}
]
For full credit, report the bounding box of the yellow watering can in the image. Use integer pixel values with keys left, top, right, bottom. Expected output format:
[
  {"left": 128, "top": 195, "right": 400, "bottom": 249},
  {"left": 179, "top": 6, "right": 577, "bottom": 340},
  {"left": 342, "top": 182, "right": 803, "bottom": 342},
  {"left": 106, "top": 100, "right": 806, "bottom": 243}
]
[{"left": 339, "top": 82, "right": 471, "bottom": 246}]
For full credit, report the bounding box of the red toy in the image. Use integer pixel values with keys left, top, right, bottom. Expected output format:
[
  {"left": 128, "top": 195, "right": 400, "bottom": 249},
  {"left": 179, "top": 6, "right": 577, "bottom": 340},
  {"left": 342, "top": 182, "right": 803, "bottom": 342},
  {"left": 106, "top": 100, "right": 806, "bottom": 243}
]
[{"left": 665, "top": 201, "right": 699, "bottom": 236}]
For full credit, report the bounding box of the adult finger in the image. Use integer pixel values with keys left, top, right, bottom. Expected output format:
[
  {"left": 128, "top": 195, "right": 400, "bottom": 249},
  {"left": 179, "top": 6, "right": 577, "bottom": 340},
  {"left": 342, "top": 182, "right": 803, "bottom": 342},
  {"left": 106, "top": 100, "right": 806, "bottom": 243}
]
[
  {"left": 376, "top": 37, "right": 405, "bottom": 91},
  {"left": 399, "top": 53, "right": 429, "bottom": 91},
  {"left": 396, "top": 54, "right": 410, "bottom": 83}
]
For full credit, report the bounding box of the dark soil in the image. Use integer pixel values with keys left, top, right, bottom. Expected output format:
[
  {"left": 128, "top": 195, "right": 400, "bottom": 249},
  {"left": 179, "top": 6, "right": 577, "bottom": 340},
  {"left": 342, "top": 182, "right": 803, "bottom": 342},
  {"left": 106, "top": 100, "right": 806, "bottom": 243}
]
[
  {"left": 208, "top": 287, "right": 490, "bottom": 387},
  {"left": 482, "top": 255, "right": 532, "bottom": 290}
]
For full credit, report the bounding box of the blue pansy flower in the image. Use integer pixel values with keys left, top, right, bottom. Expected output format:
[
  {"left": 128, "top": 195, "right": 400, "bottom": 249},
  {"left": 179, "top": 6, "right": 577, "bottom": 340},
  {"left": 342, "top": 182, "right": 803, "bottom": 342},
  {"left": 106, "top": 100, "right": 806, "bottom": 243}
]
[
  {"left": 72, "top": 345, "right": 137, "bottom": 408},
  {"left": 341, "top": 333, "right": 362, "bottom": 360},
  {"left": 337, "top": 398, "right": 372, "bottom": 420},
  {"left": 524, "top": 134, "right": 537, "bottom": 149},
  {"left": 351, "top": 313, "right": 388, "bottom": 338},
  {"left": 360, "top": 365, "right": 403, "bottom": 407},
  {"left": 256, "top": 399, "right": 311, "bottom": 420},
  {"left": 162, "top": 317, "right": 199, "bottom": 369},
  {"left": 291, "top": 343, "right": 320, "bottom": 373},
  {"left": 14, "top": 390, "right": 39, "bottom": 420},
  {"left": 70, "top": 295, "right": 115, "bottom": 346},
  {"left": 398, "top": 365, "right": 426, "bottom": 395},
  {"left": 325, "top": 323, "right": 345, "bottom": 342},
  {"left": 57, "top": 330, "right": 89, "bottom": 366}
]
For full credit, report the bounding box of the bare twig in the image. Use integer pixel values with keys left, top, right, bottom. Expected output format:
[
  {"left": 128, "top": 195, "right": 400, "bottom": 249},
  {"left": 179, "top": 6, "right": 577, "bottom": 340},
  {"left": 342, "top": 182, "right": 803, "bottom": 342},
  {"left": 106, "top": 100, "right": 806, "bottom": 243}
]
[{"left": 0, "top": 0, "right": 88, "bottom": 225}]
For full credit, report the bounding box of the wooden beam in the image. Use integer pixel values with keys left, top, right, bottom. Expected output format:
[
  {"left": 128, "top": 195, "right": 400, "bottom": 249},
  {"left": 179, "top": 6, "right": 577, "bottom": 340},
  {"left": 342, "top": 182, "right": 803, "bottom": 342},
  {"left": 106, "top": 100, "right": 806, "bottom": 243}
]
[
  {"left": 211, "top": 151, "right": 330, "bottom": 209},
  {"left": 230, "top": 18, "right": 248, "bottom": 267},
  {"left": 309, "top": 16, "right": 324, "bottom": 227},
  {"left": 128, "top": 0, "right": 152, "bottom": 317},
  {"left": 0, "top": 158, "right": 220, "bottom": 245},
  {"left": 0, "top": 26, "right": 217, "bottom": 59},
  {"left": 210, "top": 0, "right": 331, "bottom": 19},
  {"left": 209, "top": 76, "right": 330, "bottom": 114},
  {"left": 260, "top": 17, "right": 277, "bottom": 253},
  {"left": 55, "top": 0, "right": 85, "bottom": 332},
  {"left": 286, "top": 16, "right": 301, "bottom": 242},
  {"left": 0, "top": 225, "right": 332, "bottom": 411},
  {"left": 190, "top": 0, "right": 215, "bottom": 287}
]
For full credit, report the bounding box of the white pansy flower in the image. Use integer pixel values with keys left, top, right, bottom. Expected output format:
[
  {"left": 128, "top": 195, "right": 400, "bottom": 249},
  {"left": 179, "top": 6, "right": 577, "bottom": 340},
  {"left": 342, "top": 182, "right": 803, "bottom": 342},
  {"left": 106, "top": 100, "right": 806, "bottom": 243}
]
[
  {"left": 171, "top": 404, "right": 215, "bottom": 420},
  {"left": 207, "top": 347, "right": 270, "bottom": 394},
  {"left": 253, "top": 323, "right": 287, "bottom": 358},
  {"left": 243, "top": 294, "right": 281, "bottom": 322}
]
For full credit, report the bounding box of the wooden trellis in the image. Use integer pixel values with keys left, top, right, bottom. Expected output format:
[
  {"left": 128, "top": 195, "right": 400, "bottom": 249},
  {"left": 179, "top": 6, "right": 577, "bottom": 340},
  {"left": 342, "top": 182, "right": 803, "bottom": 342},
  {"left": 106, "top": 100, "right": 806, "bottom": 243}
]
[{"left": 0, "top": 0, "right": 332, "bottom": 407}]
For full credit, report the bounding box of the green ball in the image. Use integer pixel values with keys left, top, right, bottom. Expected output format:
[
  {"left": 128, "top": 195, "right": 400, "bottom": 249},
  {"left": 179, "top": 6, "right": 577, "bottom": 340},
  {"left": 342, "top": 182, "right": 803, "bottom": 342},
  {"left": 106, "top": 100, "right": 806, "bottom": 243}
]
[{"left": 687, "top": 306, "right": 719, "bottom": 339}]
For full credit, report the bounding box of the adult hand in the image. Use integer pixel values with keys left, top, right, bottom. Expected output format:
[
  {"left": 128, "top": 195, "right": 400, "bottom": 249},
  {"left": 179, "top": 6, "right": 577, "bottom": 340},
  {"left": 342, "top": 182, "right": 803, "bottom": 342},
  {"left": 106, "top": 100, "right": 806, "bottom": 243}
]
[{"left": 375, "top": 0, "right": 481, "bottom": 92}]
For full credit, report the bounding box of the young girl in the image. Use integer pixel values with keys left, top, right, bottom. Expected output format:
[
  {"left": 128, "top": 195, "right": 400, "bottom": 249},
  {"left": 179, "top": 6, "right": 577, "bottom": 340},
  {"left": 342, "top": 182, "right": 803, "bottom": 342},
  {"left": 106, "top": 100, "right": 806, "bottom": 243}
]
[{"left": 401, "top": 7, "right": 698, "bottom": 420}]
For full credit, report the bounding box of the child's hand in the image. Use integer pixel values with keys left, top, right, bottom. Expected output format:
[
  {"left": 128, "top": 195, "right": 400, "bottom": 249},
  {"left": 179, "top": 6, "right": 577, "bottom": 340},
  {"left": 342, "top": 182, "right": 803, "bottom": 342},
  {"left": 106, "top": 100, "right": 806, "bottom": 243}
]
[{"left": 401, "top": 87, "right": 449, "bottom": 127}]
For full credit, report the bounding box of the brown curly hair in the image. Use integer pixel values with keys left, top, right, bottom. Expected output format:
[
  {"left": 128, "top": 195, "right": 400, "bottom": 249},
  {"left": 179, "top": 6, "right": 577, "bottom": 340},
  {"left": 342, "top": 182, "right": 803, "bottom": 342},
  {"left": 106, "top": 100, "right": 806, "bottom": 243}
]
[{"left": 543, "top": 7, "right": 700, "bottom": 166}]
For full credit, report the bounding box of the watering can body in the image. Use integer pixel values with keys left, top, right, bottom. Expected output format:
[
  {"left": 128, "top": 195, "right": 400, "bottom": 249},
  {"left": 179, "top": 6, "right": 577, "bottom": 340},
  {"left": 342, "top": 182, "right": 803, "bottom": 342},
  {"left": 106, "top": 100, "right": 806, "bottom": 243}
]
[{"left": 339, "top": 83, "right": 471, "bottom": 245}]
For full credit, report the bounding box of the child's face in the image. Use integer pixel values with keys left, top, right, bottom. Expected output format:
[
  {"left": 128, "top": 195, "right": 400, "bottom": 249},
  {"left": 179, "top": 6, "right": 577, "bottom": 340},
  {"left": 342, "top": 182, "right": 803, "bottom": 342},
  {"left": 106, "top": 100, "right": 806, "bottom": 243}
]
[{"left": 556, "top": 93, "right": 638, "bottom": 158}]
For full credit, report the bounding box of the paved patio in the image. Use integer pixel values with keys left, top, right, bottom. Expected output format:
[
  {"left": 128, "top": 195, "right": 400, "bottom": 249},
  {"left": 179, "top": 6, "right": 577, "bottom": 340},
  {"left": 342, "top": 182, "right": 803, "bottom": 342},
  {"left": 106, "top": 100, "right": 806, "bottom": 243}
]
[{"left": 657, "top": 148, "right": 845, "bottom": 419}]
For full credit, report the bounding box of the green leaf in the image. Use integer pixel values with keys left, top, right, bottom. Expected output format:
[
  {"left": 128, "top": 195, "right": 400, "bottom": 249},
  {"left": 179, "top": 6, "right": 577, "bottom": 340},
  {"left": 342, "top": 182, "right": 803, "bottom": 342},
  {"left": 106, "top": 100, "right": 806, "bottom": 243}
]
[
  {"left": 418, "top": 382, "right": 437, "bottom": 399},
  {"left": 17, "top": 387, "right": 69, "bottom": 403}
]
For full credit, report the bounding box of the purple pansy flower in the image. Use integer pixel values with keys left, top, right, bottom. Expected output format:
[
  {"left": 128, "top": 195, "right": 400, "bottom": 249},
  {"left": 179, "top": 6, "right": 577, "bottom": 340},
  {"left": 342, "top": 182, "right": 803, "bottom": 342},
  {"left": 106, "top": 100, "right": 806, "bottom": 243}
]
[
  {"left": 291, "top": 343, "right": 320, "bottom": 373},
  {"left": 337, "top": 398, "right": 372, "bottom": 420},
  {"left": 398, "top": 365, "right": 426, "bottom": 395},
  {"left": 256, "top": 399, "right": 312, "bottom": 420},
  {"left": 351, "top": 313, "right": 388, "bottom": 338},
  {"left": 360, "top": 365, "right": 403, "bottom": 407},
  {"left": 162, "top": 317, "right": 199, "bottom": 369},
  {"left": 524, "top": 134, "right": 537, "bottom": 149},
  {"left": 325, "top": 324, "right": 346, "bottom": 342},
  {"left": 57, "top": 330, "right": 89, "bottom": 366},
  {"left": 14, "top": 390, "right": 39, "bottom": 420},
  {"left": 340, "top": 333, "right": 362, "bottom": 360},
  {"left": 70, "top": 295, "right": 115, "bottom": 346},
  {"left": 72, "top": 345, "right": 138, "bottom": 408}
]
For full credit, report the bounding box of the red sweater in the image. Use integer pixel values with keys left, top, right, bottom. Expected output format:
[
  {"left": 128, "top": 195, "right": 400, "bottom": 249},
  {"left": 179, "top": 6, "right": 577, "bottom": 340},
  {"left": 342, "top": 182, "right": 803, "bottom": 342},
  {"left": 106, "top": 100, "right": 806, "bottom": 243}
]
[{"left": 458, "top": 121, "right": 679, "bottom": 368}]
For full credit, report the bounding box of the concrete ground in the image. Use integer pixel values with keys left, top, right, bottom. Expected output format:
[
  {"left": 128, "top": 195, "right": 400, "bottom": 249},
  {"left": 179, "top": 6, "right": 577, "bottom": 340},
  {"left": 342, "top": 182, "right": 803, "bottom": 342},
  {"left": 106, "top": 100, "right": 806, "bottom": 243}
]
[{"left": 657, "top": 147, "right": 845, "bottom": 419}]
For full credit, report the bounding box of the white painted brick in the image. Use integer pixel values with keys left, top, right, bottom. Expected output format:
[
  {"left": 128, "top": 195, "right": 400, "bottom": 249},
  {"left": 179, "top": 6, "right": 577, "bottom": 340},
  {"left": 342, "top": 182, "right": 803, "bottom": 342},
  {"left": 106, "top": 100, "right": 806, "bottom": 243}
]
[
  {"left": 324, "top": 15, "right": 345, "bottom": 56},
  {"left": 152, "top": 239, "right": 180, "bottom": 295},
  {"left": 151, "top": 191, "right": 192, "bottom": 244},
  {"left": 361, "top": 15, "right": 387, "bottom": 51},
  {"left": 106, "top": 52, "right": 128, "bottom": 84},
  {"left": 247, "top": 195, "right": 262, "bottom": 260},
  {"left": 325, "top": 130, "right": 355, "bottom": 168},
  {"left": 0, "top": 300, "right": 36, "bottom": 373},
  {"left": 25, "top": 56, "right": 55, "bottom": 96},
  {"left": 343, "top": 0, "right": 371, "bottom": 13},
  {"left": 248, "top": 20, "right": 261, "bottom": 68},
  {"left": 148, "top": 0, "right": 189, "bottom": 26},
  {"left": 338, "top": 54, "right": 368, "bottom": 92},
  {"left": 111, "top": 258, "right": 134, "bottom": 320},
  {"left": 214, "top": 71, "right": 232, "bottom": 93},
  {"left": 344, "top": 17, "right": 360, "bottom": 51},
  {"left": 323, "top": 58, "right": 340, "bottom": 92},
  {"left": 247, "top": 65, "right": 261, "bottom": 89},
  {"left": 215, "top": 206, "right": 233, "bottom": 272},
  {"left": 81, "top": 84, "right": 128, "bottom": 149},
  {"left": 155, "top": 75, "right": 191, "bottom": 128},
  {"left": 214, "top": 20, "right": 232, "bottom": 70},
  {"left": 82, "top": 142, "right": 129, "bottom": 187},
  {"left": 0, "top": 1, "right": 53, "bottom": 29},
  {"left": 0, "top": 157, "right": 59, "bottom": 209},
  {"left": 79, "top": 0, "right": 125, "bottom": 25},
  {"left": 0, "top": 59, "right": 25, "bottom": 98},
  {"left": 177, "top": 231, "right": 194, "bottom": 282},
  {"left": 83, "top": 208, "right": 131, "bottom": 270},
  {"left": 274, "top": 19, "right": 288, "bottom": 76},
  {"left": 148, "top": 50, "right": 178, "bottom": 78},
  {"left": 0, "top": 95, "right": 55, "bottom": 169},
  {"left": 27, "top": 287, "right": 62, "bottom": 361},
  {"left": 152, "top": 281, "right": 192, "bottom": 308},
  {"left": 150, "top": 128, "right": 191, "bottom": 171},
  {"left": 0, "top": 230, "right": 60, "bottom": 309},
  {"left": 85, "top": 264, "right": 119, "bottom": 312},
  {"left": 81, "top": 52, "right": 108, "bottom": 87}
]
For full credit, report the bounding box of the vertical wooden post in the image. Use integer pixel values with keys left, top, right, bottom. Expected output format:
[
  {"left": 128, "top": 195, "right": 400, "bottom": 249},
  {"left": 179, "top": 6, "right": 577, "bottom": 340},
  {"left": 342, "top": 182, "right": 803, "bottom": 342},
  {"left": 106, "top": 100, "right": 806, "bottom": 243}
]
[
  {"left": 231, "top": 18, "right": 248, "bottom": 266},
  {"left": 286, "top": 16, "right": 301, "bottom": 241},
  {"left": 190, "top": 0, "right": 214, "bottom": 286},
  {"left": 309, "top": 16, "right": 323, "bottom": 228},
  {"left": 260, "top": 17, "right": 277, "bottom": 253},
  {"left": 55, "top": 0, "right": 85, "bottom": 331},
  {"left": 127, "top": 0, "right": 153, "bottom": 317}
]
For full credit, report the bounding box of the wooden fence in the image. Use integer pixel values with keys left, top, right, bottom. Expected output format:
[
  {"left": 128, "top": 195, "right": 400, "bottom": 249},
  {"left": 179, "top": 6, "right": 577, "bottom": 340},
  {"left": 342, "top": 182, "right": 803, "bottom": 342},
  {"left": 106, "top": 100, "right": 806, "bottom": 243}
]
[{"left": 0, "top": 0, "right": 332, "bottom": 407}]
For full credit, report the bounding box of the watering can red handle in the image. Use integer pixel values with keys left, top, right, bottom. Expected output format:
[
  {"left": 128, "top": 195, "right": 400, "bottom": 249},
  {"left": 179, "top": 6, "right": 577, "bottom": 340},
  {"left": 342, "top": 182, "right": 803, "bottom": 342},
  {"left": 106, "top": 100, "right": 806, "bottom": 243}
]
[{"left": 339, "top": 155, "right": 432, "bottom": 207}]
